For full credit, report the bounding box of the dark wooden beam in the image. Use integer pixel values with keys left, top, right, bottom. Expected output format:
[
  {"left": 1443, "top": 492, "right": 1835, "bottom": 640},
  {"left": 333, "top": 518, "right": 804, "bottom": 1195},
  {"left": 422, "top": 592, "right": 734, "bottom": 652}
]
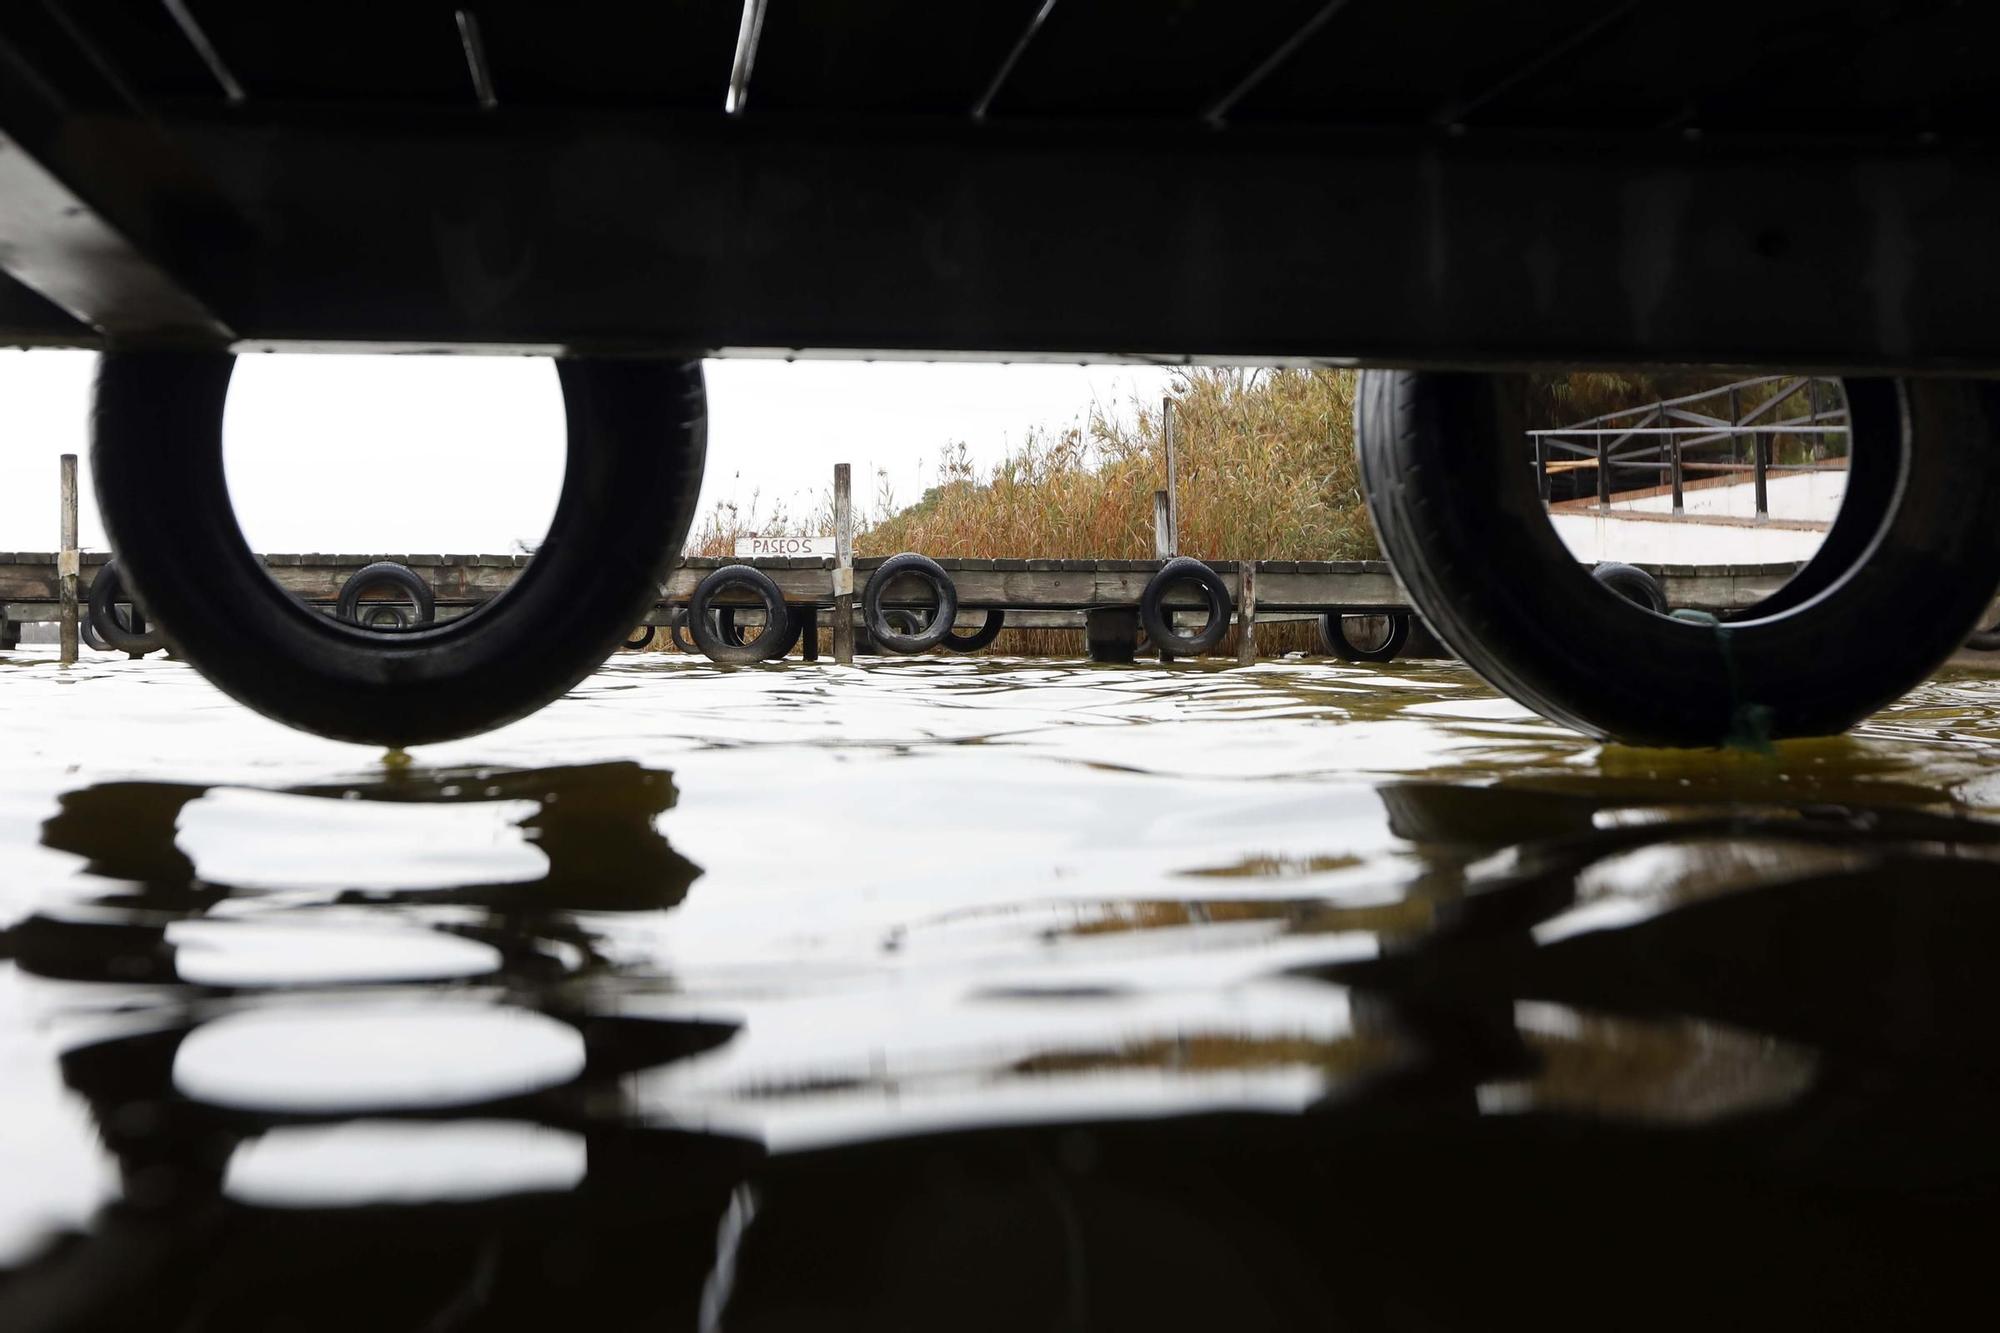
[
  {"left": 0, "top": 127, "right": 230, "bottom": 341},
  {"left": 5, "top": 107, "right": 2000, "bottom": 371}
]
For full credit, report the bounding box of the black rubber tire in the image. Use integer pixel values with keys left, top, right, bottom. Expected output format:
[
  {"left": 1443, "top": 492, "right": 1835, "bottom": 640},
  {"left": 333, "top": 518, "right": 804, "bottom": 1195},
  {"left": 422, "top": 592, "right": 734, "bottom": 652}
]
[
  {"left": 855, "top": 610, "right": 921, "bottom": 655},
  {"left": 623, "top": 624, "right": 657, "bottom": 651},
  {"left": 1589, "top": 562, "right": 1669, "bottom": 615},
  {"left": 940, "top": 609, "right": 1006, "bottom": 653},
  {"left": 336, "top": 561, "right": 436, "bottom": 629},
  {"left": 1717, "top": 382, "right": 1899, "bottom": 623},
  {"left": 1968, "top": 624, "right": 2000, "bottom": 652},
  {"left": 1319, "top": 612, "right": 1411, "bottom": 663},
  {"left": 714, "top": 606, "right": 755, "bottom": 648},
  {"left": 1356, "top": 371, "right": 2000, "bottom": 746},
  {"left": 92, "top": 352, "right": 707, "bottom": 746},
  {"left": 863, "top": 553, "right": 958, "bottom": 654},
  {"left": 81, "top": 618, "right": 110, "bottom": 652},
  {"left": 361, "top": 605, "right": 410, "bottom": 630},
  {"left": 669, "top": 607, "right": 699, "bottom": 654},
  {"left": 1140, "top": 557, "right": 1232, "bottom": 656},
  {"left": 768, "top": 607, "right": 809, "bottom": 660},
  {"left": 86, "top": 559, "right": 164, "bottom": 655},
  {"left": 689, "top": 565, "right": 790, "bottom": 664}
]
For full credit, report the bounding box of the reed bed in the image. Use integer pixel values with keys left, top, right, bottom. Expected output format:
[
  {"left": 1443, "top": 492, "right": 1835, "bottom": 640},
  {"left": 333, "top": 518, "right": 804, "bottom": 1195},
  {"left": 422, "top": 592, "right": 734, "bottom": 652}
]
[{"left": 862, "top": 367, "right": 1373, "bottom": 563}]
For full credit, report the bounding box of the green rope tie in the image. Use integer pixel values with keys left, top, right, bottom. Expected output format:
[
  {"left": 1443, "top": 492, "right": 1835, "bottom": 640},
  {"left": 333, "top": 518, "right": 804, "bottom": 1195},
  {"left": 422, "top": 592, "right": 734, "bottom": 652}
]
[{"left": 1670, "top": 609, "right": 1774, "bottom": 752}]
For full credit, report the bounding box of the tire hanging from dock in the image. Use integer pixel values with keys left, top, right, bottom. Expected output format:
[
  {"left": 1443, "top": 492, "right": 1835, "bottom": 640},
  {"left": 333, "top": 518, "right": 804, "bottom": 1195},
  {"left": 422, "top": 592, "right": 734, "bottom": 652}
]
[
  {"left": 940, "top": 609, "right": 1005, "bottom": 653},
  {"left": 689, "top": 565, "right": 792, "bottom": 664},
  {"left": 863, "top": 553, "right": 958, "bottom": 654},
  {"left": 336, "top": 561, "right": 436, "bottom": 629},
  {"left": 1589, "top": 562, "right": 1669, "bottom": 615},
  {"left": 669, "top": 607, "right": 699, "bottom": 654},
  {"left": 1356, "top": 370, "right": 2000, "bottom": 746},
  {"left": 91, "top": 352, "right": 708, "bottom": 746},
  {"left": 86, "top": 559, "right": 163, "bottom": 656},
  {"left": 1139, "top": 557, "right": 1232, "bottom": 657},
  {"left": 1319, "top": 612, "right": 1410, "bottom": 663},
  {"left": 771, "top": 607, "right": 809, "bottom": 659}
]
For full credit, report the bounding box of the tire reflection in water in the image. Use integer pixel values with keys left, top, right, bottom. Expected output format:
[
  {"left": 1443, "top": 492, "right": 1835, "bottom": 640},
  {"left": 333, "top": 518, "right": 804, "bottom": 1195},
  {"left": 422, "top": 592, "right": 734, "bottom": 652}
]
[{"left": 5, "top": 763, "right": 2000, "bottom": 1328}]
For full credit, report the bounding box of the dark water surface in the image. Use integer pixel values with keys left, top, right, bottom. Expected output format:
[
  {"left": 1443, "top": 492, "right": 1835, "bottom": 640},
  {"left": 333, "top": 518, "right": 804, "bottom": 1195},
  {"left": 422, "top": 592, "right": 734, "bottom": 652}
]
[{"left": 3, "top": 649, "right": 1999, "bottom": 1330}]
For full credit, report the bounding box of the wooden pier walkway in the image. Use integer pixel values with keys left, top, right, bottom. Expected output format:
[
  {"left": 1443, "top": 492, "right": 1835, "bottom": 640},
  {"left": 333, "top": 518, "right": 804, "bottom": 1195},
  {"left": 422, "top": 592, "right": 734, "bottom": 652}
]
[{"left": 0, "top": 552, "right": 1805, "bottom": 633}]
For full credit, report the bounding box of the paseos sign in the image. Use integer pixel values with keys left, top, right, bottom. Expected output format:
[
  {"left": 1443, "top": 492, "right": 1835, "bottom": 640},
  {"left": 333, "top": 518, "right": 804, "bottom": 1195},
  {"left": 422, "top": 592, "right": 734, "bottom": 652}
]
[{"left": 733, "top": 535, "right": 837, "bottom": 559}]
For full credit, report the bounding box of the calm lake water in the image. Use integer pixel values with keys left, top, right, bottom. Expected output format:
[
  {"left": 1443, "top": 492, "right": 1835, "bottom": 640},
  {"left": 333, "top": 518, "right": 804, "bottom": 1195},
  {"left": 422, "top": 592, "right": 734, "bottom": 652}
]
[{"left": 3, "top": 647, "right": 1998, "bottom": 1330}]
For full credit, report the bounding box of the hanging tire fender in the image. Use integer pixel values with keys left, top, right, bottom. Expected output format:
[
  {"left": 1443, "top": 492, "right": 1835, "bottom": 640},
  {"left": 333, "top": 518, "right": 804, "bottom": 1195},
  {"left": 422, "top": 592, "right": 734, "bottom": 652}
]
[
  {"left": 1319, "top": 612, "right": 1412, "bottom": 663},
  {"left": 1140, "top": 557, "right": 1232, "bottom": 656},
  {"left": 86, "top": 559, "right": 164, "bottom": 656},
  {"left": 862, "top": 553, "right": 959, "bottom": 654},
  {"left": 92, "top": 353, "right": 708, "bottom": 746},
  {"left": 689, "top": 565, "right": 791, "bottom": 664},
  {"left": 1590, "top": 562, "right": 1669, "bottom": 614},
  {"left": 940, "top": 609, "right": 1006, "bottom": 653},
  {"left": 336, "top": 561, "right": 436, "bottom": 628}
]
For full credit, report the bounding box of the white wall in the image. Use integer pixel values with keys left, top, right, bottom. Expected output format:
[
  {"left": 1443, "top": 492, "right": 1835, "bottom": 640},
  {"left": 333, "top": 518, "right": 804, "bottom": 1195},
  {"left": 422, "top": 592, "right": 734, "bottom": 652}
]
[
  {"left": 1612, "top": 469, "right": 1846, "bottom": 522},
  {"left": 1548, "top": 511, "right": 1828, "bottom": 564}
]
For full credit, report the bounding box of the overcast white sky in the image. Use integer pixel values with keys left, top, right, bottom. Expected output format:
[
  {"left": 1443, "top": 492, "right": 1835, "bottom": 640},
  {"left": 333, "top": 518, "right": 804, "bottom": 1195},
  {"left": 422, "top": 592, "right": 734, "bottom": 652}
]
[{"left": 0, "top": 350, "right": 1172, "bottom": 554}]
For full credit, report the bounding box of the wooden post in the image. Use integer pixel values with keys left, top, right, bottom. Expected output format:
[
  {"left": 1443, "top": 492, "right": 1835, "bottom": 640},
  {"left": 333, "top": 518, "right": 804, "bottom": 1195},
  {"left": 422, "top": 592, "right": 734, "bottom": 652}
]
[
  {"left": 832, "top": 463, "right": 855, "bottom": 665},
  {"left": 799, "top": 604, "right": 818, "bottom": 661},
  {"left": 58, "top": 453, "right": 79, "bottom": 665},
  {"left": 1534, "top": 435, "right": 1550, "bottom": 503},
  {"left": 1151, "top": 490, "right": 1175, "bottom": 662},
  {"left": 1084, "top": 607, "right": 1138, "bottom": 663},
  {"left": 1162, "top": 396, "right": 1178, "bottom": 555},
  {"left": 1669, "top": 432, "right": 1684, "bottom": 513},
  {"left": 1807, "top": 378, "right": 1824, "bottom": 460},
  {"left": 1236, "top": 560, "right": 1258, "bottom": 666},
  {"left": 1754, "top": 431, "right": 1770, "bottom": 518},
  {"left": 1595, "top": 433, "right": 1610, "bottom": 509}
]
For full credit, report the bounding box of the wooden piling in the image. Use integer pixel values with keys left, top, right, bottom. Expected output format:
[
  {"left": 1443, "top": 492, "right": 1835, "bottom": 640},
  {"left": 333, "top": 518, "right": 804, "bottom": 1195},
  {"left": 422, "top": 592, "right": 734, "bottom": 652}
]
[
  {"left": 1162, "top": 397, "right": 1179, "bottom": 555},
  {"left": 1152, "top": 490, "right": 1175, "bottom": 662},
  {"left": 832, "top": 463, "right": 855, "bottom": 664},
  {"left": 1236, "top": 560, "right": 1258, "bottom": 665},
  {"left": 1085, "top": 607, "right": 1138, "bottom": 664},
  {"left": 799, "top": 604, "right": 818, "bottom": 661},
  {"left": 58, "top": 453, "right": 78, "bottom": 665}
]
